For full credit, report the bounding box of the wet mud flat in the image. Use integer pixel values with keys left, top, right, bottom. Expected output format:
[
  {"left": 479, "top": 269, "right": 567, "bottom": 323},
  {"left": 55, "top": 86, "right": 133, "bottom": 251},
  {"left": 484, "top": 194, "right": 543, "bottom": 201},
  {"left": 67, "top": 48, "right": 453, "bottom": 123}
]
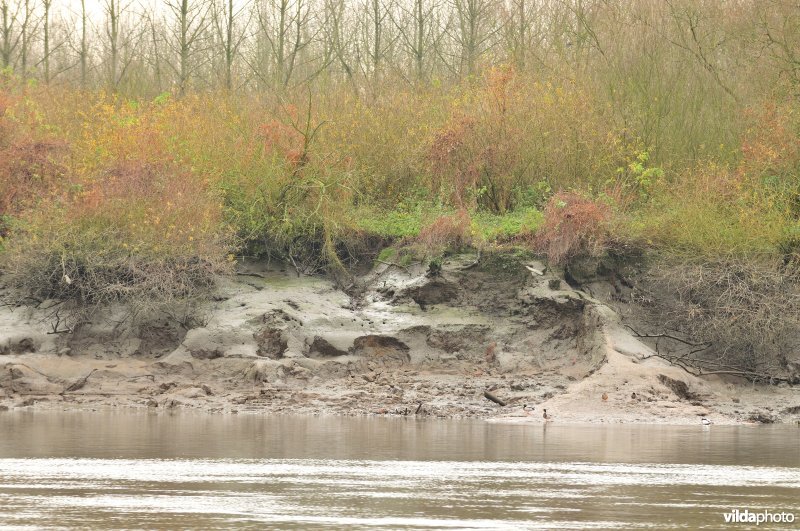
[{"left": 2, "top": 253, "right": 799, "bottom": 424}]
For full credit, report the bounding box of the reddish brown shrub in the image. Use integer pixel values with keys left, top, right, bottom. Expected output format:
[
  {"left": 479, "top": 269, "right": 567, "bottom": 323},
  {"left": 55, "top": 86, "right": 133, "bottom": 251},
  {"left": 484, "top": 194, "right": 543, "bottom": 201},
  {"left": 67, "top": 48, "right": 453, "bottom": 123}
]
[
  {"left": 428, "top": 116, "right": 478, "bottom": 209},
  {"left": 535, "top": 192, "right": 611, "bottom": 265},
  {"left": 258, "top": 118, "right": 305, "bottom": 168},
  {"left": 0, "top": 140, "right": 69, "bottom": 220},
  {"left": 417, "top": 210, "right": 472, "bottom": 252}
]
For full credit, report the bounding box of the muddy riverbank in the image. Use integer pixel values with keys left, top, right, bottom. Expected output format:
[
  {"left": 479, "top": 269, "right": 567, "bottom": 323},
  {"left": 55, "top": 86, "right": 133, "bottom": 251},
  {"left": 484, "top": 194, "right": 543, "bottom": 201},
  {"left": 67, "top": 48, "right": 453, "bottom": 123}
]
[{"left": 2, "top": 252, "right": 799, "bottom": 425}]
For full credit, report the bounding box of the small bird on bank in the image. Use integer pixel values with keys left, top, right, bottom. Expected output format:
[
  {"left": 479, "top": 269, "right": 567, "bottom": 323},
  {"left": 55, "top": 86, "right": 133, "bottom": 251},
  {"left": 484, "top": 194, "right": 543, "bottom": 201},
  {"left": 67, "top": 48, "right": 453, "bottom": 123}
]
[
  {"left": 543, "top": 409, "right": 552, "bottom": 421},
  {"left": 601, "top": 392, "right": 608, "bottom": 401},
  {"left": 631, "top": 392, "right": 637, "bottom": 400},
  {"left": 701, "top": 417, "right": 712, "bottom": 425},
  {"left": 523, "top": 404, "right": 535, "bottom": 416}
]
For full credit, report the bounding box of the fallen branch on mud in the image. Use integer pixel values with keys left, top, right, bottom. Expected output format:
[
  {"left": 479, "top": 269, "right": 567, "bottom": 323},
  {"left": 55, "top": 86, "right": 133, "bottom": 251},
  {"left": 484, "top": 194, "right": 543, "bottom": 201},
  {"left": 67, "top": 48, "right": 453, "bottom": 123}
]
[
  {"left": 627, "top": 324, "right": 792, "bottom": 383},
  {"left": 625, "top": 325, "right": 710, "bottom": 349},
  {"left": 62, "top": 369, "right": 97, "bottom": 393},
  {"left": 640, "top": 352, "right": 791, "bottom": 384},
  {"left": 5, "top": 363, "right": 59, "bottom": 382},
  {"left": 126, "top": 374, "right": 156, "bottom": 382},
  {"left": 483, "top": 390, "right": 507, "bottom": 406}
]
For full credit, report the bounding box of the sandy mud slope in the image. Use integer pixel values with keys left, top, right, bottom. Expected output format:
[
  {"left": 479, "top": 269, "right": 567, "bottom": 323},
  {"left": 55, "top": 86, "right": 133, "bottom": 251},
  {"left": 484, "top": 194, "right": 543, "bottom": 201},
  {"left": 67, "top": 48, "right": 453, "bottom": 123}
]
[{"left": 1, "top": 253, "right": 799, "bottom": 424}]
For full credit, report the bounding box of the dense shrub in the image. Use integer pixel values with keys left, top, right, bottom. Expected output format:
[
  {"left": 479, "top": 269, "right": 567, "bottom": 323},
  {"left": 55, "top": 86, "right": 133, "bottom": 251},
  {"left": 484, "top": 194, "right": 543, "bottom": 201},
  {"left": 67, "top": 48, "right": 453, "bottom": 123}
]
[
  {"left": 416, "top": 211, "right": 472, "bottom": 254},
  {"left": 0, "top": 158, "right": 233, "bottom": 322},
  {"left": 643, "top": 258, "right": 800, "bottom": 376},
  {"left": 428, "top": 68, "right": 627, "bottom": 213},
  {"left": 535, "top": 193, "right": 613, "bottom": 266}
]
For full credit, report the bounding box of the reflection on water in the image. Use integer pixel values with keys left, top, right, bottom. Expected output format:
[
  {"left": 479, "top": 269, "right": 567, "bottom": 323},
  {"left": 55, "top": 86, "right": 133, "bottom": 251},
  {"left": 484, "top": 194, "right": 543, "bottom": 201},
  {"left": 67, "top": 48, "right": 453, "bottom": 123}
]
[{"left": 0, "top": 412, "right": 798, "bottom": 529}]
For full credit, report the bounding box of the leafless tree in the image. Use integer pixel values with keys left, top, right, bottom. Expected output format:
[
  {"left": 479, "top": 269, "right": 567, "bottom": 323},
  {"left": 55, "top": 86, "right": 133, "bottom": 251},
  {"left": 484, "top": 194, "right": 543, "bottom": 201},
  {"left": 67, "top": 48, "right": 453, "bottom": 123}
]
[
  {"left": 449, "top": 0, "right": 501, "bottom": 78},
  {"left": 255, "top": 0, "right": 315, "bottom": 89},
  {"left": 1, "top": 0, "right": 20, "bottom": 68},
  {"left": 211, "top": 0, "right": 251, "bottom": 89},
  {"left": 165, "top": 0, "right": 210, "bottom": 94},
  {"left": 41, "top": 0, "right": 51, "bottom": 82}
]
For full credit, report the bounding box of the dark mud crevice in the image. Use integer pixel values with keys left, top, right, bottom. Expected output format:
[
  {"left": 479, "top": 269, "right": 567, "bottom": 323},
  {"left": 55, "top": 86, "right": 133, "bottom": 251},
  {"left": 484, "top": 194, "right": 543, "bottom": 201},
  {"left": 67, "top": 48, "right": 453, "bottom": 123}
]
[
  {"left": 403, "top": 280, "right": 459, "bottom": 308},
  {"left": 254, "top": 328, "right": 288, "bottom": 359},
  {"left": 351, "top": 335, "right": 410, "bottom": 365},
  {"left": 308, "top": 336, "right": 349, "bottom": 358},
  {"left": 135, "top": 321, "right": 187, "bottom": 358}
]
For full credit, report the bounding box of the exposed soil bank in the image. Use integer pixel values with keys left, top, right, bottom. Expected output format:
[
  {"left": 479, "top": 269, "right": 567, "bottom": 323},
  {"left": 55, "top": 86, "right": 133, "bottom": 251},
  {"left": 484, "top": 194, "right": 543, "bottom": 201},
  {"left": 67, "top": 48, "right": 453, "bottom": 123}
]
[{"left": 1, "top": 253, "right": 799, "bottom": 425}]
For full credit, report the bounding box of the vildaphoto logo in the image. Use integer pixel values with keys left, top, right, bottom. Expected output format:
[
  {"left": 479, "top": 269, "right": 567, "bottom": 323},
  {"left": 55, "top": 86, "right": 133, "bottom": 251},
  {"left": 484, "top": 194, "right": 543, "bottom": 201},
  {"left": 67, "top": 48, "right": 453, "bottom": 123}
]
[{"left": 723, "top": 509, "right": 795, "bottom": 525}]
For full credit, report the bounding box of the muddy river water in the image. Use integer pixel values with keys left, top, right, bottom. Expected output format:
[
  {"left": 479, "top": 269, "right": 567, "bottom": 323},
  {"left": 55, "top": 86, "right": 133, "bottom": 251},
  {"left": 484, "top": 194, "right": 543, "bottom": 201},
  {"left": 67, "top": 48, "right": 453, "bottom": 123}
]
[{"left": 0, "top": 412, "right": 798, "bottom": 529}]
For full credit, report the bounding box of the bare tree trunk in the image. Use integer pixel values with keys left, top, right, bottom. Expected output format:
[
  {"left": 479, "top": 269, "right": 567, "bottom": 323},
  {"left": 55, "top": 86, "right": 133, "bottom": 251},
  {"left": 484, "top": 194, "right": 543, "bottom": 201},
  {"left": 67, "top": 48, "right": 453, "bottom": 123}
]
[
  {"left": 167, "top": 0, "right": 209, "bottom": 94},
  {"left": 452, "top": 0, "right": 498, "bottom": 78},
  {"left": 105, "top": 0, "right": 121, "bottom": 88},
  {"left": 20, "top": 0, "right": 30, "bottom": 77},
  {"left": 212, "top": 0, "right": 250, "bottom": 90},
  {"left": 0, "top": 0, "right": 17, "bottom": 68},
  {"left": 148, "top": 12, "right": 163, "bottom": 92},
  {"left": 394, "top": 0, "right": 440, "bottom": 83},
  {"left": 257, "top": 0, "right": 311, "bottom": 90},
  {"left": 79, "top": 0, "right": 88, "bottom": 87},
  {"left": 43, "top": 0, "right": 51, "bottom": 83}
]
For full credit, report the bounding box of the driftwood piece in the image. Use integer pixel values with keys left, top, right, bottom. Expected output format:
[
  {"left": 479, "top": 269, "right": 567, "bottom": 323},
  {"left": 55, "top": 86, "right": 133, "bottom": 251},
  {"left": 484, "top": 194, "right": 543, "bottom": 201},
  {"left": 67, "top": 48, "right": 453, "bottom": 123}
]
[
  {"left": 63, "top": 369, "right": 97, "bottom": 393},
  {"left": 483, "top": 390, "right": 507, "bottom": 406}
]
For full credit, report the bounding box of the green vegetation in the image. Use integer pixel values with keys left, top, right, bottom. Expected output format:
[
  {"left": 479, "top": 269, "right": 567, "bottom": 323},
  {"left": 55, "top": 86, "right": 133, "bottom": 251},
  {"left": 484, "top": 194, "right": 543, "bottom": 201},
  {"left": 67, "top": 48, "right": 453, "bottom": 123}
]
[{"left": 0, "top": 1, "right": 798, "bottom": 340}]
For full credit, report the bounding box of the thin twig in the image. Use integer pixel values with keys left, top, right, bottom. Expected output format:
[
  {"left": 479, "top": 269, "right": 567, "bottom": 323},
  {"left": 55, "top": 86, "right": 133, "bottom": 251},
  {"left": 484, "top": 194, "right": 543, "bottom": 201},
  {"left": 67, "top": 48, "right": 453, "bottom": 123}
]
[
  {"left": 375, "top": 259, "right": 410, "bottom": 272},
  {"left": 625, "top": 324, "right": 710, "bottom": 347}
]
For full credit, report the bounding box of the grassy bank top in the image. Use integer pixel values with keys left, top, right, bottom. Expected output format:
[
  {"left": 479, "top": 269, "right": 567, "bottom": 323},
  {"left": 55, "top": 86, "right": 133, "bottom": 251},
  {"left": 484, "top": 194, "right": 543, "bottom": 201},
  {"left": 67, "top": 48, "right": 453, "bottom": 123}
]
[{"left": 0, "top": 56, "right": 798, "bottom": 324}]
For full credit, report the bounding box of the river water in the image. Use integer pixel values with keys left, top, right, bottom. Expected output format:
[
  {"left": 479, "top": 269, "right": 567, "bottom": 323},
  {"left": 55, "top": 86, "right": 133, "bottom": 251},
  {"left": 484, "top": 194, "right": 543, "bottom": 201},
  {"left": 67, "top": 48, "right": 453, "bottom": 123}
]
[{"left": 0, "top": 412, "right": 798, "bottom": 529}]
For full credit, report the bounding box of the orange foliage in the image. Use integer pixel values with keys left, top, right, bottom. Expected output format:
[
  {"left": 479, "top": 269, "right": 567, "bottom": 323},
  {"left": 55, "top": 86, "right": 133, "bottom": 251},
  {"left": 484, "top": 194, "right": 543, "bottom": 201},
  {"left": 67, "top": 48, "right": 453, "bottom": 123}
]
[
  {"left": 740, "top": 103, "right": 799, "bottom": 177},
  {"left": 258, "top": 119, "right": 304, "bottom": 168},
  {"left": 67, "top": 159, "right": 224, "bottom": 253},
  {"left": 428, "top": 66, "right": 624, "bottom": 213},
  {"left": 428, "top": 116, "right": 478, "bottom": 208},
  {"left": 734, "top": 102, "right": 800, "bottom": 218},
  {"left": 417, "top": 210, "right": 472, "bottom": 250},
  {"left": 0, "top": 140, "right": 69, "bottom": 220},
  {"left": 535, "top": 192, "right": 611, "bottom": 265},
  {"left": 428, "top": 67, "right": 524, "bottom": 212}
]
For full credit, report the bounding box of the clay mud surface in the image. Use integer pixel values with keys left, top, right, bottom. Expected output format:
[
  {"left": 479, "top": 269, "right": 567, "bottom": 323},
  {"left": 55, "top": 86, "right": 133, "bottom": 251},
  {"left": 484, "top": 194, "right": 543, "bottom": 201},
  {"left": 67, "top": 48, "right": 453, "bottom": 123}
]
[{"left": 2, "top": 253, "right": 799, "bottom": 425}]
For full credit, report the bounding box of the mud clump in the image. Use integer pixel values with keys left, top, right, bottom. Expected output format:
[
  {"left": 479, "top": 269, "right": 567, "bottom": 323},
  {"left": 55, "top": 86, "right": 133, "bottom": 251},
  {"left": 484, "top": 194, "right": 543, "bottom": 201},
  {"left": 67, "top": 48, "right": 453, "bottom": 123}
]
[
  {"left": 254, "top": 327, "right": 288, "bottom": 359},
  {"left": 259, "top": 308, "right": 299, "bottom": 326},
  {"left": 134, "top": 321, "right": 186, "bottom": 358},
  {"left": 0, "top": 338, "right": 36, "bottom": 355},
  {"left": 517, "top": 287, "right": 587, "bottom": 334},
  {"left": 658, "top": 374, "right": 695, "bottom": 400},
  {"left": 404, "top": 280, "right": 459, "bottom": 307},
  {"left": 748, "top": 412, "right": 776, "bottom": 424},
  {"left": 352, "top": 335, "right": 410, "bottom": 365}
]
